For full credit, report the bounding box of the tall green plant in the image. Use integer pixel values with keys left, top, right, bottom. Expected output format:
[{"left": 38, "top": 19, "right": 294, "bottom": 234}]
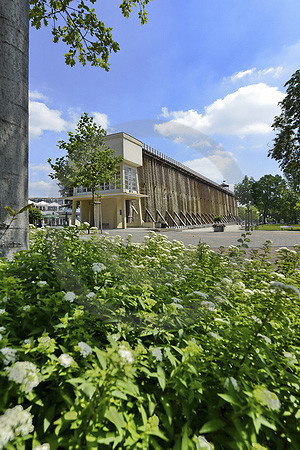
[{"left": 48, "top": 113, "right": 123, "bottom": 229}]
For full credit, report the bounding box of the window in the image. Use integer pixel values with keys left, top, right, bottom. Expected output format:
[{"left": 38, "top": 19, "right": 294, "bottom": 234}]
[{"left": 124, "top": 166, "right": 137, "bottom": 193}]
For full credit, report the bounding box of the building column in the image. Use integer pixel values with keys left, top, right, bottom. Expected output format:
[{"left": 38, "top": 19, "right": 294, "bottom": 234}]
[
  {"left": 137, "top": 198, "right": 143, "bottom": 226},
  {"left": 71, "top": 199, "right": 76, "bottom": 225},
  {"left": 122, "top": 198, "right": 127, "bottom": 229}
]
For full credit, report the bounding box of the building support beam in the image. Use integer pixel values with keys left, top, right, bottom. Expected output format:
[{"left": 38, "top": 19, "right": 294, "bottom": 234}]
[{"left": 71, "top": 199, "right": 76, "bottom": 225}]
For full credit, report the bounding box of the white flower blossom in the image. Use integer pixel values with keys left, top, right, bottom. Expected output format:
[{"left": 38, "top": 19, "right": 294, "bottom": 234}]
[
  {"left": 37, "top": 281, "right": 47, "bottom": 287},
  {"left": 64, "top": 291, "right": 76, "bottom": 303},
  {"left": 192, "top": 291, "right": 209, "bottom": 298},
  {"left": 92, "top": 262, "right": 106, "bottom": 273},
  {"left": 224, "top": 377, "right": 240, "bottom": 391},
  {"left": 209, "top": 332, "right": 222, "bottom": 340},
  {"left": 0, "top": 327, "right": 5, "bottom": 332},
  {"left": 151, "top": 347, "right": 163, "bottom": 362},
  {"left": 171, "top": 302, "right": 184, "bottom": 309},
  {"left": 253, "top": 386, "right": 280, "bottom": 411},
  {"left": 257, "top": 334, "right": 272, "bottom": 344},
  {"left": 78, "top": 342, "right": 93, "bottom": 357},
  {"left": 0, "top": 405, "right": 34, "bottom": 449},
  {"left": 233, "top": 281, "right": 245, "bottom": 290},
  {"left": 171, "top": 297, "right": 182, "bottom": 304},
  {"left": 118, "top": 345, "right": 134, "bottom": 364},
  {"left": 58, "top": 353, "right": 74, "bottom": 368},
  {"left": 86, "top": 292, "right": 96, "bottom": 298},
  {"left": 39, "top": 336, "right": 51, "bottom": 346},
  {"left": 22, "top": 305, "right": 31, "bottom": 311},
  {"left": 201, "top": 301, "right": 216, "bottom": 311},
  {"left": 33, "top": 444, "right": 50, "bottom": 450},
  {"left": 0, "top": 309, "right": 6, "bottom": 315},
  {"left": 23, "top": 339, "right": 31, "bottom": 346},
  {"left": 1, "top": 296, "right": 8, "bottom": 303},
  {"left": 110, "top": 333, "right": 120, "bottom": 342},
  {"left": 1, "top": 347, "right": 17, "bottom": 365},
  {"left": 284, "top": 351, "right": 297, "bottom": 364},
  {"left": 251, "top": 315, "right": 262, "bottom": 324},
  {"left": 7, "top": 361, "right": 39, "bottom": 393},
  {"left": 196, "top": 435, "right": 214, "bottom": 449}
]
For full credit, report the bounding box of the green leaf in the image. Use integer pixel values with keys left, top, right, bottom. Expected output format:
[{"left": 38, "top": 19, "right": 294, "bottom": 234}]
[
  {"left": 105, "top": 406, "right": 126, "bottom": 433},
  {"left": 157, "top": 365, "right": 166, "bottom": 391},
  {"left": 94, "top": 347, "right": 107, "bottom": 369},
  {"left": 218, "top": 393, "right": 240, "bottom": 406},
  {"left": 199, "top": 418, "right": 225, "bottom": 433},
  {"left": 64, "top": 410, "right": 77, "bottom": 421}
]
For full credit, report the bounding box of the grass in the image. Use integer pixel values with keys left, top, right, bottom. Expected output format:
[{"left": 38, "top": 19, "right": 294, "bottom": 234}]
[{"left": 256, "top": 223, "right": 300, "bottom": 231}]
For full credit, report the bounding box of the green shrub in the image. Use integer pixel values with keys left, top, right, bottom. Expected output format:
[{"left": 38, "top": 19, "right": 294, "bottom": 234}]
[{"left": 0, "top": 228, "right": 299, "bottom": 448}]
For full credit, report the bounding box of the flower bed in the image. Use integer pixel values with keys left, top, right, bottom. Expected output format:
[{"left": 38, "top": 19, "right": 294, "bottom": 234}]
[{"left": 0, "top": 228, "right": 299, "bottom": 449}]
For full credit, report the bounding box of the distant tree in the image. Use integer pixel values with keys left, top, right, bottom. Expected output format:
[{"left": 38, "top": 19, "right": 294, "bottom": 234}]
[
  {"left": 48, "top": 113, "right": 123, "bottom": 229},
  {"left": 268, "top": 70, "right": 300, "bottom": 183},
  {"left": 234, "top": 176, "right": 255, "bottom": 206},
  {"left": 238, "top": 205, "right": 259, "bottom": 222},
  {"left": 29, "top": 206, "right": 43, "bottom": 225},
  {"left": 251, "top": 174, "right": 286, "bottom": 224}
]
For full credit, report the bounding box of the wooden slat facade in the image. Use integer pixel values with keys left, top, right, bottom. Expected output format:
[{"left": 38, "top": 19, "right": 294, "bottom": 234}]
[{"left": 138, "top": 149, "right": 238, "bottom": 225}]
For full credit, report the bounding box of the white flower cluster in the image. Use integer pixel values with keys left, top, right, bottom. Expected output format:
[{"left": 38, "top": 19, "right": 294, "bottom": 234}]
[
  {"left": 0, "top": 309, "right": 6, "bottom": 315},
  {"left": 151, "top": 347, "right": 163, "bottom": 362},
  {"left": 270, "top": 281, "right": 300, "bottom": 298},
  {"left": 58, "top": 353, "right": 74, "bottom": 368},
  {"left": 201, "top": 301, "right": 216, "bottom": 312},
  {"left": 1, "top": 347, "right": 17, "bottom": 365},
  {"left": 209, "top": 332, "right": 222, "bottom": 340},
  {"left": 86, "top": 292, "right": 96, "bottom": 299},
  {"left": 257, "top": 334, "right": 272, "bottom": 344},
  {"left": 7, "top": 361, "right": 40, "bottom": 393},
  {"left": 0, "top": 405, "right": 34, "bottom": 449},
  {"left": 253, "top": 386, "right": 280, "bottom": 411},
  {"left": 64, "top": 291, "right": 76, "bottom": 303},
  {"left": 118, "top": 345, "right": 134, "bottom": 364},
  {"left": 37, "top": 281, "right": 47, "bottom": 287},
  {"left": 33, "top": 444, "right": 50, "bottom": 450},
  {"left": 39, "top": 336, "right": 51, "bottom": 346},
  {"left": 224, "top": 377, "right": 239, "bottom": 391},
  {"left": 92, "top": 262, "right": 106, "bottom": 273},
  {"left": 78, "top": 342, "right": 93, "bottom": 357},
  {"left": 196, "top": 434, "right": 213, "bottom": 449}
]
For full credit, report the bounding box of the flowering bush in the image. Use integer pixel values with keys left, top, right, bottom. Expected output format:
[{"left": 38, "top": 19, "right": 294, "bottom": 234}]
[{"left": 0, "top": 227, "right": 299, "bottom": 448}]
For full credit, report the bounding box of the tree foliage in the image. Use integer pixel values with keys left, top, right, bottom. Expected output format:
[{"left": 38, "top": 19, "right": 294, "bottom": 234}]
[
  {"left": 48, "top": 113, "right": 123, "bottom": 226},
  {"left": 268, "top": 70, "right": 300, "bottom": 183},
  {"left": 29, "top": 0, "right": 153, "bottom": 69},
  {"left": 29, "top": 206, "right": 43, "bottom": 225},
  {"left": 234, "top": 176, "right": 255, "bottom": 206},
  {"left": 235, "top": 174, "right": 299, "bottom": 224}
]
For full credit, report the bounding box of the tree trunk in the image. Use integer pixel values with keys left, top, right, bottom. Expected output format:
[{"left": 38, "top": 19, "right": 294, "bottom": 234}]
[{"left": 0, "top": 0, "right": 29, "bottom": 259}]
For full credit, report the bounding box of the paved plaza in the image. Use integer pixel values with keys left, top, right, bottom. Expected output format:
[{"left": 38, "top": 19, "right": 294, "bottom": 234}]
[{"left": 94, "top": 225, "right": 300, "bottom": 249}]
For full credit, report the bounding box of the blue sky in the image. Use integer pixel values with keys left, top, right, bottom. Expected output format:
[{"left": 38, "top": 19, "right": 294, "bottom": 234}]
[{"left": 29, "top": 0, "right": 300, "bottom": 196}]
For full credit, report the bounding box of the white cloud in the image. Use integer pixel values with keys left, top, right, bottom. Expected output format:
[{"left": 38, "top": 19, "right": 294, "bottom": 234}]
[
  {"left": 184, "top": 149, "right": 242, "bottom": 184},
  {"left": 183, "top": 157, "right": 223, "bottom": 182},
  {"left": 29, "top": 90, "right": 48, "bottom": 101},
  {"left": 29, "top": 163, "right": 50, "bottom": 173},
  {"left": 228, "top": 66, "right": 283, "bottom": 82},
  {"left": 230, "top": 68, "right": 256, "bottom": 81},
  {"left": 91, "top": 112, "right": 110, "bottom": 130},
  {"left": 29, "top": 180, "right": 59, "bottom": 197},
  {"left": 155, "top": 83, "right": 284, "bottom": 139},
  {"left": 29, "top": 101, "right": 67, "bottom": 139}
]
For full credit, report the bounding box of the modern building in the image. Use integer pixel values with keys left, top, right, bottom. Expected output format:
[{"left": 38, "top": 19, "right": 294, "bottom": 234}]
[
  {"left": 66, "top": 132, "right": 238, "bottom": 229},
  {"left": 29, "top": 197, "right": 79, "bottom": 226}
]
